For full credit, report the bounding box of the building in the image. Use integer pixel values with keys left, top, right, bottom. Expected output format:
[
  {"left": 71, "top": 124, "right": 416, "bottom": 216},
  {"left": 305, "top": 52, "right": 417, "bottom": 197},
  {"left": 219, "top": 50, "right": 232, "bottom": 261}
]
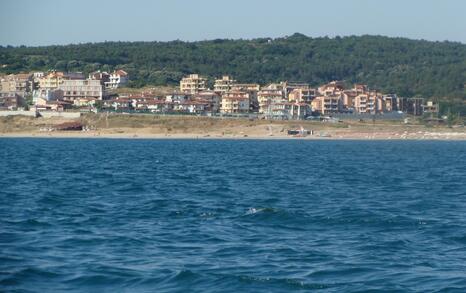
[
  {"left": 288, "top": 88, "right": 315, "bottom": 103},
  {"left": 105, "top": 70, "right": 128, "bottom": 89},
  {"left": 257, "top": 89, "right": 285, "bottom": 114},
  {"left": 194, "top": 91, "right": 221, "bottom": 113},
  {"left": 32, "top": 88, "right": 64, "bottom": 103},
  {"left": 230, "top": 83, "right": 260, "bottom": 92},
  {"left": 73, "top": 97, "right": 97, "bottom": 108},
  {"left": 220, "top": 91, "right": 250, "bottom": 114},
  {"left": 38, "top": 71, "right": 85, "bottom": 90},
  {"left": 0, "top": 73, "right": 33, "bottom": 94},
  {"left": 281, "top": 81, "right": 312, "bottom": 97},
  {"left": 180, "top": 74, "right": 207, "bottom": 94},
  {"left": 174, "top": 101, "right": 210, "bottom": 114},
  {"left": 353, "top": 84, "right": 368, "bottom": 94},
  {"left": 102, "top": 98, "right": 132, "bottom": 111},
  {"left": 311, "top": 95, "right": 343, "bottom": 114},
  {"left": 318, "top": 81, "right": 345, "bottom": 96},
  {"left": 34, "top": 99, "right": 73, "bottom": 112},
  {"left": 59, "top": 79, "right": 104, "bottom": 101},
  {"left": 165, "top": 92, "right": 192, "bottom": 103},
  {"left": 0, "top": 93, "right": 26, "bottom": 110},
  {"left": 134, "top": 100, "right": 171, "bottom": 113},
  {"left": 422, "top": 101, "right": 439, "bottom": 114},
  {"left": 341, "top": 90, "right": 358, "bottom": 110},
  {"left": 214, "top": 75, "right": 236, "bottom": 93},
  {"left": 90, "top": 71, "right": 110, "bottom": 86},
  {"left": 230, "top": 83, "right": 260, "bottom": 111},
  {"left": 270, "top": 102, "right": 310, "bottom": 120},
  {"left": 353, "top": 94, "right": 384, "bottom": 114},
  {"left": 32, "top": 72, "right": 45, "bottom": 90},
  {"left": 397, "top": 97, "right": 423, "bottom": 116},
  {"left": 382, "top": 94, "right": 398, "bottom": 112}
]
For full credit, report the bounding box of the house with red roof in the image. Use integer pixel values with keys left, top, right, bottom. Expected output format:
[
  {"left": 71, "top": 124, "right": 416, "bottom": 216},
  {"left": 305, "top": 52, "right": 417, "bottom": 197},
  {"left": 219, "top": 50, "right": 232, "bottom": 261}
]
[{"left": 105, "top": 70, "right": 129, "bottom": 89}]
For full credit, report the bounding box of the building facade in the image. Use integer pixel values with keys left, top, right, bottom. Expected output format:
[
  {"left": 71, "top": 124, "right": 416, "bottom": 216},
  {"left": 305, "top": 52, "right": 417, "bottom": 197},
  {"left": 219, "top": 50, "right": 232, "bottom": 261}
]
[
  {"left": 180, "top": 74, "right": 207, "bottom": 94},
  {"left": 354, "top": 94, "right": 384, "bottom": 114},
  {"left": 214, "top": 75, "right": 236, "bottom": 93},
  {"left": 105, "top": 70, "right": 128, "bottom": 89},
  {"left": 39, "top": 71, "right": 85, "bottom": 90},
  {"left": 258, "top": 89, "right": 285, "bottom": 114},
  {"left": 0, "top": 73, "right": 33, "bottom": 95},
  {"left": 311, "top": 95, "right": 343, "bottom": 114},
  {"left": 220, "top": 91, "right": 250, "bottom": 114},
  {"left": 59, "top": 79, "right": 104, "bottom": 101}
]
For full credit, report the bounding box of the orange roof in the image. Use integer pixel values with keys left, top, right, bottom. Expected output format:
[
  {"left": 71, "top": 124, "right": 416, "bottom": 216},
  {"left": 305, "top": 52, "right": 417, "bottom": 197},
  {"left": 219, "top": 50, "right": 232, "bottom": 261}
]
[{"left": 115, "top": 70, "right": 128, "bottom": 76}]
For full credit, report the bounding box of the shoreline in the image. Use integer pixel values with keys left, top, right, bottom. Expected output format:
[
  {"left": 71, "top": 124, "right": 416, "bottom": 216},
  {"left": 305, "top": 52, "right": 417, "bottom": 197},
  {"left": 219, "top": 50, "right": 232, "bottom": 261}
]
[
  {"left": 1, "top": 114, "right": 465, "bottom": 141},
  {"left": 1, "top": 131, "right": 465, "bottom": 141}
]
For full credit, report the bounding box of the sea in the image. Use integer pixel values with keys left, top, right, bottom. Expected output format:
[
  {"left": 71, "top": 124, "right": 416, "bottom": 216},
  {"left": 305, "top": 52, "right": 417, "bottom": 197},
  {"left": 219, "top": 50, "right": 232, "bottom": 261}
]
[{"left": 1, "top": 138, "right": 466, "bottom": 292}]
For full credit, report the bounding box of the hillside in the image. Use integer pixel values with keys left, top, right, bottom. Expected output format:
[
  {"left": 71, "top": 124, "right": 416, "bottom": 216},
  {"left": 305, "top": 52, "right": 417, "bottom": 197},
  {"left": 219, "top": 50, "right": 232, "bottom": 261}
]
[{"left": 1, "top": 33, "right": 465, "bottom": 106}]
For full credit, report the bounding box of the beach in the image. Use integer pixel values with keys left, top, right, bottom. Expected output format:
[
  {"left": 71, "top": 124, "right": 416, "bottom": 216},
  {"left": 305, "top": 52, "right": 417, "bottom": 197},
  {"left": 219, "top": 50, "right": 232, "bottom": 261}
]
[{"left": 0, "top": 113, "right": 465, "bottom": 140}]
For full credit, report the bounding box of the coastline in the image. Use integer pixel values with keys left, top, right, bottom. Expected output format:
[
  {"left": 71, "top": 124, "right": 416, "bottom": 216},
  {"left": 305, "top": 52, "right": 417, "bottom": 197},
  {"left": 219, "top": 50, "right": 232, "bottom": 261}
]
[
  {"left": 1, "top": 130, "right": 465, "bottom": 140},
  {"left": 1, "top": 114, "right": 465, "bottom": 140}
]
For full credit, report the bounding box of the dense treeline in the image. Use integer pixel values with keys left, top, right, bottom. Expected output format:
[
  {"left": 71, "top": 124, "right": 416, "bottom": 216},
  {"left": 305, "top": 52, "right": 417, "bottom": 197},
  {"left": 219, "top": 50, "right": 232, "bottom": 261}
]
[{"left": 1, "top": 33, "right": 465, "bottom": 110}]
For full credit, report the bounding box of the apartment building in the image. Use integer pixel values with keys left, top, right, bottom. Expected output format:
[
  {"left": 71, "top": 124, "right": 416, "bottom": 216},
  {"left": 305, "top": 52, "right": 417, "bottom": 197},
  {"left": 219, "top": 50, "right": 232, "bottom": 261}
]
[
  {"left": 271, "top": 102, "right": 310, "bottom": 120},
  {"left": 39, "top": 71, "right": 85, "bottom": 90},
  {"left": 59, "top": 79, "right": 104, "bottom": 101},
  {"left": 354, "top": 94, "right": 384, "bottom": 114},
  {"left": 230, "top": 83, "right": 260, "bottom": 92},
  {"left": 32, "top": 88, "right": 64, "bottom": 103},
  {"left": 288, "top": 88, "right": 315, "bottom": 103},
  {"left": 220, "top": 91, "right": 250, "bottom": 114},
  {"left": 318, "top": 81, "right": 345, "bottom": 96},
  {"left": 0, "top": 93, "right": 26, "bottom": 110},
  {"left": 281, "top": 81, "right": 312, "bottom": 97},
  {"left": 353, "top": 84, "right": 368, "bottom": 94},
  {"left": 180, "top": 74, "right": 207, "bottom": 94},
  {"left": 396, "top": 97, "right": 423, "bottom": 115},
  {"left": 194, "top": 91, "right": 221, "bottom": 113},
  {"left": 257, "top": 89, "right": 285, "bottom": 114},
  {"left": 382, "top": 94, "right": 398, "bottom": 112},
  {"left": 0, "top": 73, "right": 33, "bottom": 94},
  {"left": 341, "top": 90, "right": 358, "bottom": 110},
  {"left": 214, "top": 75, "right": 236, "bottom": 93},
  {"left": 106, "top": 70, "right": 129, "bottom": 89},
  {"left": 311, "top": 95, "right": 343, "bottom": 114},
  {"left": 89, "top": 71, "right": 110, "bottom": 86}
]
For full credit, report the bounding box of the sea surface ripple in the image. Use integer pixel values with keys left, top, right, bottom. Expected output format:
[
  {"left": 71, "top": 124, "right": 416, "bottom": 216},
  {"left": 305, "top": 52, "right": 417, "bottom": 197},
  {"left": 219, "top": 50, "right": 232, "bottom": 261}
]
[{"left": 1, "top": 138, "right": 466, "bottom": 292}]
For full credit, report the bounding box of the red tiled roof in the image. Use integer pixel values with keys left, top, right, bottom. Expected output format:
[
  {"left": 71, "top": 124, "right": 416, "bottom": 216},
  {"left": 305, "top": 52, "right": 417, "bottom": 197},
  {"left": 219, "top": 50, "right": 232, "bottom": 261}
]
[{"left": 115, "top": 70, "right": 128, "bottom": 76}]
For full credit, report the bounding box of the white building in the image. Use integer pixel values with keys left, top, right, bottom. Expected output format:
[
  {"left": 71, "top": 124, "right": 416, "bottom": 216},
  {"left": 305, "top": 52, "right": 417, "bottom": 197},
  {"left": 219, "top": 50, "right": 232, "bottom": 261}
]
[
  {"left": 257, "top": 89, "right": 285, "bottom": 114},
  {"left": 105, "top": 70, "right": 129, "bottom": 89},
  {"left": 32, "top": 88, "right": 64, "bottom": 103}
]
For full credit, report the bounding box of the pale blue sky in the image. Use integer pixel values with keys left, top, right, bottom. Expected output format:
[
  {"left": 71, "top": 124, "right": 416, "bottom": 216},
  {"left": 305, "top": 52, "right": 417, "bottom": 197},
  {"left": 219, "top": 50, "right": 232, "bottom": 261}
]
[{"left": 1, "top": 0, "right": 465, "bottom": 46}]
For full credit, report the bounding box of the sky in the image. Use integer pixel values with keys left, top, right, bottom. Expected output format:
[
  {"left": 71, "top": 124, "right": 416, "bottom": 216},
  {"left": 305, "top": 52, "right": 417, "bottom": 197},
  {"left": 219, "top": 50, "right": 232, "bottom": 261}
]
[{"left": 1, "top": 0, "right": 465, "bottom": 46}]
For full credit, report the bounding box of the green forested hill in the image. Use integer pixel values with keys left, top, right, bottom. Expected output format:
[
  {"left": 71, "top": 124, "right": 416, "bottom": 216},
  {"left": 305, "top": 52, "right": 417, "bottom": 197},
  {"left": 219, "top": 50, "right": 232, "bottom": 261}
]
[{"left": 1, "top": 33, "right": 465, "bottom": 106}]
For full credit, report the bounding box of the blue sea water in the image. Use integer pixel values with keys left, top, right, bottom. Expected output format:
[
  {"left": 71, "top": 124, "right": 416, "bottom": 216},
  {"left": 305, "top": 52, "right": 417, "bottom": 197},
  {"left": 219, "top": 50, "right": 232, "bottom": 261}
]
[{"left": 1, "top": 138, "right": 466, "bottom": 292}]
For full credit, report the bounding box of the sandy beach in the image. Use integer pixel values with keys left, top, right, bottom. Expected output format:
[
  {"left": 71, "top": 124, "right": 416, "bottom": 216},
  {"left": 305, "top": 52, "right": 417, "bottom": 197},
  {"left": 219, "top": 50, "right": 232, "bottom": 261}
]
[{"left": 1, "top": 113, "right": 465, "bottom": 140}]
